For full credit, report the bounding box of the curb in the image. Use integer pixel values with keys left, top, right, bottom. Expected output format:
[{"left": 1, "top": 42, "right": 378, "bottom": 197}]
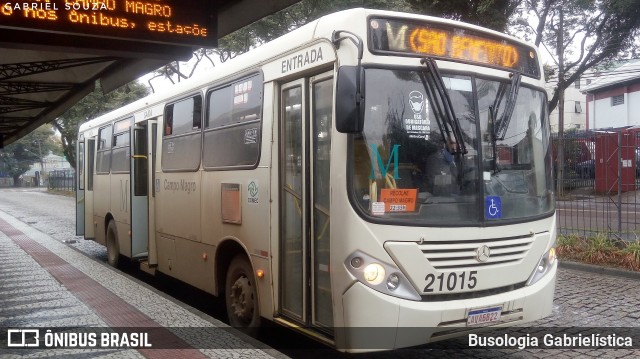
[{"left": 559, "top": 260, "right": 640, "bottom": 280}]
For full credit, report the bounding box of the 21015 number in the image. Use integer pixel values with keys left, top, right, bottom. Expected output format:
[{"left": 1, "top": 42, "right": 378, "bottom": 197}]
[{"left": 424, "top": 270, "right": 478, "bottom": 292}]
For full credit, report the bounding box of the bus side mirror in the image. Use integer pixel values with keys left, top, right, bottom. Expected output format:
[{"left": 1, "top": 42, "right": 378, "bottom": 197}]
[{"left": 335, "top": 66, "right": 364, "bottom": 133}]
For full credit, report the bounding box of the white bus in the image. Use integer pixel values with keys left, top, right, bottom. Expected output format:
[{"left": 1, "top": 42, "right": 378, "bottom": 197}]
[{"left": 76, "top": 8, "right": 556, "bottom": 351}]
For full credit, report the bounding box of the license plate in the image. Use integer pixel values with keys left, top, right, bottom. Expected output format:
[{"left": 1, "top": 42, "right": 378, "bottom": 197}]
[{"left": 466, "top": 306, "right": 502, "bottom": 326}]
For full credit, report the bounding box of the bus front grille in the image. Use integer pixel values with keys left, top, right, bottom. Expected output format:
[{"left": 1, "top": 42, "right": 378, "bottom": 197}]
[{"left": 418, "top": 234, "right": 535, "bottom": 270}]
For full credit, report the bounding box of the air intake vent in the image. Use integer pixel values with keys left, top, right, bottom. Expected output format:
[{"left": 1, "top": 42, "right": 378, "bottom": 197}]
[{"left": 419, "top": 234, "right": 535, "bottom": 270}]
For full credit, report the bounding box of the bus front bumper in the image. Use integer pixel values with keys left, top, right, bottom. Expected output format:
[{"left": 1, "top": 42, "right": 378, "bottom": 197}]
[{"left": 339, "top": 262, "right": 556, "bottom": 351}]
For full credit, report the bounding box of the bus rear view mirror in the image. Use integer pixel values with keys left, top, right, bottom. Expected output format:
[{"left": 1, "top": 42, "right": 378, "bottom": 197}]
[{"left": 336, "top": 66, "right": 364, "bottom": 133}]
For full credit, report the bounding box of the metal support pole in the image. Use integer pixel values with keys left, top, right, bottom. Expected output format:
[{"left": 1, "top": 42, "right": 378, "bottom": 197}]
[{"left": 618, "top": 131, "right": 622, "bottom": 237}]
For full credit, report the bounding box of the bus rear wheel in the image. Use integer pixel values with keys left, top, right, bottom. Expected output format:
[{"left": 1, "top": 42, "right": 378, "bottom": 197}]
[
  {"left": 106, "top": 220, "right": 121, "bottom": 268},
  {"left": 225, "top": 255, "right": 260, "bottom": 334}
]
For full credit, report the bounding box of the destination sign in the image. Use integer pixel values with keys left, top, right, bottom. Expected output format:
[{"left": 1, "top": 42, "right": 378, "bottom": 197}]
[
  {"left": 369, "top": 17, "right": 540, "bottom": 78},
  {"left": 0, "top": 0, "right": 216, "bottom": 48}
]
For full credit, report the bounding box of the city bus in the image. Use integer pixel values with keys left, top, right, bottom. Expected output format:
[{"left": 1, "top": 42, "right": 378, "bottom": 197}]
[{"left": 76, "top": 8, "right": 557, "bottom": 351}]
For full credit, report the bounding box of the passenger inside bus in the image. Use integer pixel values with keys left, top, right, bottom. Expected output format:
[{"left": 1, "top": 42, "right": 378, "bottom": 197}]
[
  {"left": 412, "top": 136, "right": 459, "bottom": 197},
  {"left": 164, "top": 115, "right": 173, "bottom": 136},
  {"left": 425, "top": 136, "right": 458, "bottom": 196}
]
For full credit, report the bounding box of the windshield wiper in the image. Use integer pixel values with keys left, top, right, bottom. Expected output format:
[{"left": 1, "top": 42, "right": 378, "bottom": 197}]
[
  {"left": 488, "top": 72, "right": 521, "bottom": 174},
  {"left": 418, "top": 57, "right": 467, "bottom": 155},
  {"left": 488, "top": 105, "right": 500, "bottom": 174},
  {"left": 494, "top": 72, "right": 521, "bottom": 141}
]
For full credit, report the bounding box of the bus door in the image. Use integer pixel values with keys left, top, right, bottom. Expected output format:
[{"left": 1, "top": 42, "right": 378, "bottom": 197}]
[
  {"left": 83, "top": 138, "right": 96, "bottom": 239},
  {"left": 130, "top": 120, "right": 156, "bottom": 259},
  {"left": 76, "top": 139, "right": 85, "bottom": 235},
  {"left": 280, "top": 71, "right": 334, "bottom": 332}
]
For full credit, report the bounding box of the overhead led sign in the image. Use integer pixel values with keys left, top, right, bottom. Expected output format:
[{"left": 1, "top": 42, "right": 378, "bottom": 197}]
[
  {"left": 0, "top": 0, "right": 216, "bottom": 48},
  {"left": 369, "top": 17, "right": 540, "bottom": 78}
]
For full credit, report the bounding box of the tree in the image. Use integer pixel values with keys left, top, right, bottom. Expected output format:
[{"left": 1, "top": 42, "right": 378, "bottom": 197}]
[
  {"left": 147, "top": 0, "right": 414, "bottom": 87},
  {"left": 517, "top": 0, "right": 640, "bottom": 114},
  {"left": 53, "top": 81, "right": 149, "bottom": 170},
  {"left": 516, "top": 0, "right": 640, "bottom": 197},
  {"left": 0, "top": 125, "right": 57, "bottom": 186},
  {"left": 406, "top": 0, "right": 520, "bottom": 31}
]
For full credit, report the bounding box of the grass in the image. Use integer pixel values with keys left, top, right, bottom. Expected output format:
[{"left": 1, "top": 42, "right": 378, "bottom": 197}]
[{"left": 557, "top": 233, "right": 640, "bottom": 271}]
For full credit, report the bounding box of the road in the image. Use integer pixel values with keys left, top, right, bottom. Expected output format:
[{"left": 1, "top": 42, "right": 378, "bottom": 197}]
[{"left": 1, "top": 187, "right": 639, "bottom": 358}]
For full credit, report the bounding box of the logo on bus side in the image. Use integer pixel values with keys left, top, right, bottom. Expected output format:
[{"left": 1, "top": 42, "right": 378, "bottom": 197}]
[{"left": 247, "top": 180, "right": 259, "bottom": 204}]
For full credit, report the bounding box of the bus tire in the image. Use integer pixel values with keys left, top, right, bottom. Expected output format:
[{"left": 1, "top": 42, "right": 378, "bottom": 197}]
[
  {"left": 225, "top": 255, "right": 260, "bottom": 334},
  {"left": 106, "top": 220, "right": 121, "bottom": 268}
]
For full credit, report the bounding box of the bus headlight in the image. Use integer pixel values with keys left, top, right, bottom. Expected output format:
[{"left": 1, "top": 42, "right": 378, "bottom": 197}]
[
  {"left": 345, "top": 251, "right": 421, "bottom": 301},
  {"left": 386, "top": 273, "right": 400, "bottom": 290},
  {"left": 363, "top": 263, "right": 385, "bottom": 285},
  {"left": 526, "top": 245, "right": 557, "bottom": 286}
]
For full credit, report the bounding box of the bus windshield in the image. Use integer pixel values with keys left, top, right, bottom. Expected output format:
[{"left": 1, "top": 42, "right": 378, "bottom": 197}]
[{"left": 350, "top": 68, "right": 554, "bottom": 225}]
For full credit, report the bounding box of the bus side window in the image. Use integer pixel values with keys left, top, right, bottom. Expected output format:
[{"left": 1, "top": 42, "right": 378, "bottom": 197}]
[
  {"left": 193, "top": 96, "right": 202, "bottom": 129},
  {"left": 164, "top": 104, "right": 174, "bottom": 136},
  {"left": 111, "top": 118, "right": 132, "bottom": 174},
  {"left": 96, "top": 124, "right": 113, "bottom": 174},
  {"left": 161, "top": 94, "right": 203, "bottom": 171},
  {"left": 203, "top": 73, "right": 263, "bottom": 169}
]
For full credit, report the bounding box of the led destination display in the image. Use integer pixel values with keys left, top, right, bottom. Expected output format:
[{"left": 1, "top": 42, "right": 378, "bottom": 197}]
[
  {"left": 1, "top": 0, "right": 215, "bottom": 47},
  {"left": 369, "top": 17, "right": 540, "bottom": 77}
]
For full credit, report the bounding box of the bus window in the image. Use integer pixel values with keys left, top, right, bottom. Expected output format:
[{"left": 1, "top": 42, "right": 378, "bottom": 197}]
[
  {"left": 203, "top": 73, "right": 263, "bottom": 169},
  {"left": 164, "top": 110, "right": 173, "bottom": 136},
  {"left": 96, "top": 125, "right": 112, "bottom": 174},
  {"left": 87, "top": 139, "right": 95, "bottom": 190},
  {"left": 111, "top": 118, "right": 132, "bottom": 173},
  {"left": 78, "top": 141, "right": 85, "bottom": 190},
  {"left": 165, "top": 95, "right": 202, "bottom": 136},
  {"left": 161, "top": 94, "right": 203, "bottom": 171}
]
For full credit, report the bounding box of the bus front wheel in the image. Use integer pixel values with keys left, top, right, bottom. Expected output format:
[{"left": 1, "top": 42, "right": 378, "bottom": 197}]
[
  {"left": 225, "top": 255, "right": 260, "bottom": 334},
  {"left": 106, "top": 220, "right": 121, "bottom": 268}
]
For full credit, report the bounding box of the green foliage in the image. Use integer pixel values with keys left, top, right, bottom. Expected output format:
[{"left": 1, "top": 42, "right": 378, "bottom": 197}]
[
  {"left": 154, "top": 0, "right": 519, "bottom": 80},
  {"left": 217, "top": 0, "right": 414, "bottom": 56},
  {"left": 622, "top": 241, "right": 640, "bottom": 264},
  {"left": 557, "top": 233, "right": 640, "bottom": 271},
  {"left": 584, "top": 233, "right": 616, "bottom": 253},
  {"left": 543, "top": 64, "right": 556, "bottom": 82},
  {"left": 516, "top": 0, "right": 640, "bottom": 114},
  {"left": 53, "top": 81, "right": 149, "bottom": 170},
  {"left": 0, "top": 125, "right": 58, "bottom": 185},
  {"left": 406, "top": 0, "right": 519, "bottom": 31},
  {"left": 557, "top": 234, "right": 578, "bottom": 247}
]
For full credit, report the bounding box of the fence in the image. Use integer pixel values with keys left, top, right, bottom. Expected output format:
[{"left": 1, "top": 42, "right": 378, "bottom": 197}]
[
  {"left": 555, "top": 130, "right": 640, "bottom": 241},
  {"left": 48, "top": 169, "right": 76, "bottom": 192}
]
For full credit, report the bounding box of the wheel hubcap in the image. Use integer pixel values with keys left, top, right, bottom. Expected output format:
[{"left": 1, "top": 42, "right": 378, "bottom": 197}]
[{"left": 230, "top": 275, "right": 254, "bottom": 323}]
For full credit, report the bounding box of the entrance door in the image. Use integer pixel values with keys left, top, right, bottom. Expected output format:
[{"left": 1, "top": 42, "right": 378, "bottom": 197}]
[
  {"left": 84, "top": 138, "right": 95, "bottom": 239},
  {"left": 130, "top": 121, "right": 155, "bottom": 258},
  {"left": 280, "top": 71, "right": 334, "bottom": 331},
  {"left": 76, "top": 139, "right": 85, "bottom": 235}
]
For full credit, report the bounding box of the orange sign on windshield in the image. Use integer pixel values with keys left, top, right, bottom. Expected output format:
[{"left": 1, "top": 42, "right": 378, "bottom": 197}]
[{"left": 380, "top": 188, "right": 418, "bottom": 212}]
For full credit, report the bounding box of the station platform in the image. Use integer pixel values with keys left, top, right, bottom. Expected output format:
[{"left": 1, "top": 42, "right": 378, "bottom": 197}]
[{"left": 0, "top": 208, "right": 285, "bottom": 359}]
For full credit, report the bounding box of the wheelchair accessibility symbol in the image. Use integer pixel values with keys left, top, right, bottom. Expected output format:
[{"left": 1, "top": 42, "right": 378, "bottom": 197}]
[{"left": 485, "top": 196, "right": 502, "bottom": 219}]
